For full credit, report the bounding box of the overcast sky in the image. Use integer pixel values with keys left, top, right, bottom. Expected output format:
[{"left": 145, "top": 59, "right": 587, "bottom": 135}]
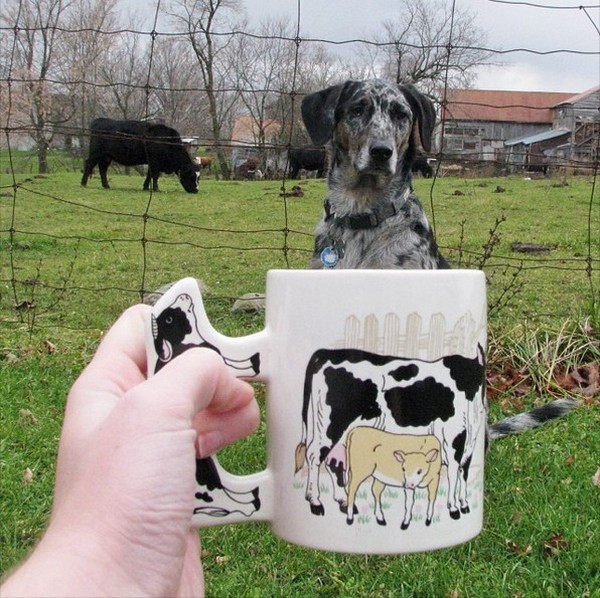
[
  {"left": 240, "top": 0, "right": 600, "bottom": 93},
  {"left": 136, "top": 0, "right": 599, "bottom": 94}
]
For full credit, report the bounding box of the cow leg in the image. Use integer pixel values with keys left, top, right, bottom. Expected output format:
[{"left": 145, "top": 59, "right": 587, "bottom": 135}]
[
  {"left": 143, "top": 171, "right": 152, "bottom": 191},
  {"left": 372, "top": 479, "right": 387, "bottom": 526},
  {"left": 445, "top": 457, "right": 462, "bottom": 519},
  {"left": 457, "top": 460, "right": 471, "bottom": 514},
  {"left": 152, "top": 172, "right": 160, "bottom": 192},
  {"left": 305, "top": 444, "right": 324, "bottom": 516},
  {"left": 81, "top": 158, "right": 96, "bottom": 187},
  {"left": 222, "top": 354, "right": 261, "bottom": 377},
  {"left": 325, "top": 461, "right": 349, "bottom": 514},
  {"left": 345, "top": 468, "right": 361, "bottom": 525},
  {"left": 98, "top": 157, "right": 111, "bottom": 189},
  {"left": 439, "top": 438, "right": 462, "bottom": 519},
  {"left": 425, "top": 477, "right": 440, "bottom": 526},
  {"left": 401, "top": 488, "right": 415, "bottom": 530},
  {"left": 194, "top": 487, "right": 260, "bottom": 517}
]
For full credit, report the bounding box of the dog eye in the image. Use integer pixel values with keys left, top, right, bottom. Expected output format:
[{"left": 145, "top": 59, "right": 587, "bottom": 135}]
[
  {"left": 349, "top": 103, "right": 365, "bottom": 118},
  {"left": 390, "top": 104, "right": 407, "bottom": 121}
]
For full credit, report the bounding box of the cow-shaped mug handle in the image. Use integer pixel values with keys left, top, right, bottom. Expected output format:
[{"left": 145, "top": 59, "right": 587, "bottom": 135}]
[{"left": 146, "top": 277, "right": 272, "bottom": 527}]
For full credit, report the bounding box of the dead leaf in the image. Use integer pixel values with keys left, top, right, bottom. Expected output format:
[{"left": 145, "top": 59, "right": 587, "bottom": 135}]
[
  {"left": 564, "top": 455, "right": 575, "bottom": 466},
  {"left": 512, "top": 510, "right": 523, "bottom": 524},
  {"left": 44, "top": 340, "right": 57, "bottom": 354},
  {"left": 23, "top": 468, "right": 34, "bottom": 484},
  {"left": 215, "top": 555, "right": 230, "bottom": 565},
  {"left": 3, "top": 352, "right": 20, "bottom": 364},
  {"left": 506, "top": 539, "right": 532, "bottom": 557},
  {"left": 543, "top": 533, "right": 569, "bottom": 558},
  {"left": 592, "top": 468, "right": 600, "bottom": 487},
  {"left": 19, "top": 409, "right": 38, "bottom": 425}
]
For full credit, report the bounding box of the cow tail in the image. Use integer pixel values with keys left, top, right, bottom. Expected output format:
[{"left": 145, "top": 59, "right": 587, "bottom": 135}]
[
  {"left": 294, "top": 443, "right": 306, "bottom": 474},
  {"left": 488, "top": 398, "right": 579, "bottom": 440}
]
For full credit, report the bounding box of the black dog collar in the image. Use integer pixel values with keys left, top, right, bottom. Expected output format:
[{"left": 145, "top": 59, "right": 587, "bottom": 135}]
[{"left": 324, "top": 188, "right": 409, "bottom": 230}]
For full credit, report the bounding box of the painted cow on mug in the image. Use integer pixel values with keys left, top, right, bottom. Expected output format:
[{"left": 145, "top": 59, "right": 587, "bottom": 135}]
[
  {"left": 151, "top": 291, "right": 262, "bottom": 519},
  {"left": 294, "top": 345, "right": 486, "bottom": 520}
]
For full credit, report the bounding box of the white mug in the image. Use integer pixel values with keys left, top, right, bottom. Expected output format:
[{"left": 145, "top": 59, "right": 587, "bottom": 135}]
[{"left": 146, "top": 270, "right": 487, "bottom": 554}]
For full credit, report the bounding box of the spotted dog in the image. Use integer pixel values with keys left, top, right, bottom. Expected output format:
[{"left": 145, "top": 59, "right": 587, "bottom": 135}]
[
  {"left": 301, "top": 78, "right": 448, "bottom": 270},
  {"left": 300, "top": 78, "right": 577, "bottom": 443}
]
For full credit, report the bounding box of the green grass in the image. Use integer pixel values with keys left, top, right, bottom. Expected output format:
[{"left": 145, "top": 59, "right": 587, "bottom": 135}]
[{"left": 1, "top": 169, "right": 599, "bottom": 596}]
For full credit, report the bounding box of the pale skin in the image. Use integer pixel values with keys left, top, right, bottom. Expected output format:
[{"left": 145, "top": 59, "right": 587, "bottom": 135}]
[{"left": 1, "top": 304, "right": 260, "bottom": 598}]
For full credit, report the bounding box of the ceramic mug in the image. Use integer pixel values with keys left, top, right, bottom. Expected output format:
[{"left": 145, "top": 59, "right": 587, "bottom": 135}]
[{"left": 146, "top": 269, "right": 487, "bottom": 554}]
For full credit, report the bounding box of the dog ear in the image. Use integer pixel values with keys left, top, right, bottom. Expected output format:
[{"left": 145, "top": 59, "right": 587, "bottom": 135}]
[
  {"left": 399, "top": 84, "right": 436, "bottom": 153},
  {"left": 301, "top": 83, "right": 348, "bottom": 146}
]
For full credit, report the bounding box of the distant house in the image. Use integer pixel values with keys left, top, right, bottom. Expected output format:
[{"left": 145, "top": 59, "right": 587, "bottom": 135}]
[{"left": 439, "top": 89, "right": 574, "bottom": 163}]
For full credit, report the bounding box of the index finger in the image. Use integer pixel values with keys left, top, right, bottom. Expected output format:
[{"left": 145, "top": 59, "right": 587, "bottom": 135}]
[{"left": 127, "top": 347, "right": 256, "bottom": 425}]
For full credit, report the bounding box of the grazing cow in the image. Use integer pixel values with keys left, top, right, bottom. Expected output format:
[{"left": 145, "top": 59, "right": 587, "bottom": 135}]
[
  {"left": 288, "top": 147, "right": 326, "bottom": 178},
  {"left": 294, "top": 345, "right": 486, "bottom": 519},
  {"left": 345, "top": 428, "right": 442, "bottom": 529},
  {"left": 196, "top": 156, "right": 213, "bottom": 170},
  {"left": 193, "top": 457, "right": 261, "bottom": 518},
  {"left": 81, "top": 118, "right": 200, "bottom": 193},
  {"left": 151, "top": 292, "right": 260, "bottom": 376},
  {"left": 411, "top": 152, "right": 434, "bottom": 178}
]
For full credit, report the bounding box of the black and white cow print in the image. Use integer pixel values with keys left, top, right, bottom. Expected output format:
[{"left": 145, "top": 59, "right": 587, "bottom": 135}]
[
  {"left": 151, "top": 291, "right": 262, "bottom": 519},
  {"left": 294, "top": 345, "right": 487, "bottom": 520}
]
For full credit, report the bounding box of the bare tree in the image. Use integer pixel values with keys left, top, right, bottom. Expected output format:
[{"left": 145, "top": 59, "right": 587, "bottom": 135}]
[
  {"left": 1, "top": 0, "right": 75, "bottom": 172},
  {"left": 230, "top": 18, "right": 299, "bottom": 168},
  {"left": 167, "top": 0, "right": 244, "bottom": 179},
  {"left": 370, "top": 0, "right": 493, "bottom": 94},
  {"left": 150, "top": 36, "right": 207, "bottom": 135},
  {"left": 59, "top": 0, "right": 120, "bottom": 152}
]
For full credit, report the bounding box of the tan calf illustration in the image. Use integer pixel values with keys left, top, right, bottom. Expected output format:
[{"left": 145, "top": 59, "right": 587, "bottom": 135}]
[{"left": 345, "top": 427, "right": 442, "bottom": 529}]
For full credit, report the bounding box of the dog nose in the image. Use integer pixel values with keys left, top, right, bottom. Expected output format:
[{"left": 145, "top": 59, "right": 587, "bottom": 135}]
[{"left": 370, "top": 144, "right": 393, "bottom": 162}]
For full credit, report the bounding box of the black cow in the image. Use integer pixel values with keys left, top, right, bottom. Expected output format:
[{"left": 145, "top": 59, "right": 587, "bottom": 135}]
[
  {"left": 412, "top": 152, "right": 434, "bottom": 178},
  {"left": 81, "top": 118, "right": 200, "bottom": 193},
  {"left": 288, "top": 147, "right": 326, "bottom": 178}
]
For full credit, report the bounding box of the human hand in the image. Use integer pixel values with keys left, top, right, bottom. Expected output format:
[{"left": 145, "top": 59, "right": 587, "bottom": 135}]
[{"left": 1, "top": 304, "right": 259, "bottom": 598}]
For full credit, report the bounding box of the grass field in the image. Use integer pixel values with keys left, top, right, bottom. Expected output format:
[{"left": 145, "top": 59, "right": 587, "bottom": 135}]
[{"left": 1, "top": 169, "right": 599, "bottom": 596}]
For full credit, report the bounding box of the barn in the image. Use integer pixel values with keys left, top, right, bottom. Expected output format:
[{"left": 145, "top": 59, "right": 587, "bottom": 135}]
[{"left": 439, "top": 86, "right": 599, "bottom": 172}]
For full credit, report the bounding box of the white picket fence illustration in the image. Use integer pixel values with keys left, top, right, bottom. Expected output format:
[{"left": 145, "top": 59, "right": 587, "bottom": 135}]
[{"left": 336, "top": 311, "right": 483, "bottom": 360}]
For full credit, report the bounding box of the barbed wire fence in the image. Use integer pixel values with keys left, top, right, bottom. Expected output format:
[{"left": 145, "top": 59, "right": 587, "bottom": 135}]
[{"left": 1, "top": 0, "right": 598, "bottom": 345}]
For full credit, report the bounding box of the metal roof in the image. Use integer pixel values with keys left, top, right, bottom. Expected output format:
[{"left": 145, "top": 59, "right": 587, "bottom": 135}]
[
  {"left": 504, "top": 128, "right": 571, "bottom": 147},
  {"left": 442, "top": 89, "right": 575, "bottom": 124}
]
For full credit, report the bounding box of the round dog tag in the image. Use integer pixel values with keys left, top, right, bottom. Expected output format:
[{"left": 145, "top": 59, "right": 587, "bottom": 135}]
[{"left": 320, "top": 247, "right": 339, "bottom": 268}]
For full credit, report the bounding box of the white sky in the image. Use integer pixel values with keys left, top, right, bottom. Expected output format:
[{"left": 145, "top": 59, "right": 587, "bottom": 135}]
[
  {"left": 135, "top": 0, "right": 600, "bottom": 93},
  {"left": 243, "top": 0, "right": 600, "bottom": 93}
]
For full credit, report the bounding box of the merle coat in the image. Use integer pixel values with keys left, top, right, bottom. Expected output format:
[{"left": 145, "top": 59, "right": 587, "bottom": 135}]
[{"left": 301, "top": 79, "right": 449, "bottom": 269}]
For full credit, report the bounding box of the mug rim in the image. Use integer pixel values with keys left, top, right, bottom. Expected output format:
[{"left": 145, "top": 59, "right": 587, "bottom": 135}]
[{"left": 267, "top": 268, "right": 485, "bottom": 278}]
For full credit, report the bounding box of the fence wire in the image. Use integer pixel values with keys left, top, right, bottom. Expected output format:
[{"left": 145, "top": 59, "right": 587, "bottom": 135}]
[{"left": 1, "top": 0, "right": 598, "bottom": 341}]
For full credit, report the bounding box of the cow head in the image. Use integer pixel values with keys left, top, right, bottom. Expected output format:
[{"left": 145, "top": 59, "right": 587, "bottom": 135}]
[
  {"left": 180, "top": 163, "right": 200, "bottom": 193},
  {"left": 152, "top": 294, "right": 195, "bottom": 363}
]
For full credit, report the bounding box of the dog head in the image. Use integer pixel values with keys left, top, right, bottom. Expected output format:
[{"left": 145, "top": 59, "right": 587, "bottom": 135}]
[{"left": 301, "top": 79, "right": 435, "bottom": 181}]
